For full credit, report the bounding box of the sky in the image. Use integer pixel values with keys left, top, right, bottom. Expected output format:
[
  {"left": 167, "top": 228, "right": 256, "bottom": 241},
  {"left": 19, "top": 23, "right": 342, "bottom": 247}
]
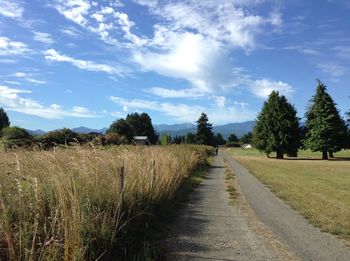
[{"left": 0, "top": 0, "right": 349, "bottom": 131}]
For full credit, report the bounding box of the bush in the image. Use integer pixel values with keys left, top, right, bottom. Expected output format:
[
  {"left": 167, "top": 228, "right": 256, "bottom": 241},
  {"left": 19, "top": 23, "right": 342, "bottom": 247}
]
[{"left": 1, "top": 126, "right": 32, "bottom": 148}]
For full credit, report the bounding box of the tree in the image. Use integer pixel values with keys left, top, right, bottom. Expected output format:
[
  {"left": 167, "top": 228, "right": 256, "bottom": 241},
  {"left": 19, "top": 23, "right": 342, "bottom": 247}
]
[
  {"left": 304, "top": 80, "right": 347, "bottom": 159},
  {"left": 253, "top": 91, "right": 300, "bottom": 159},
  {"left": 108, "top": 112, "right": 158, "bottom": 144},
  {"left": 2, "top": 126, "right": 32, "bottom": 147},
  {"left": 214, "top": 133, "right": 226, "bottom": 145},
  {"left": 38, "top": 128, "right": 78, "bottom": 146},
  {"left": 172, "top": 135, "right": 185, "bottom": 144},
  {"left": 240, "top": 132, "right": 253, "bottom": 144},
  {"left": 160, "top": 133, "right": 172, "bottom": 145},
  {"left": 108, "top": 118, "right": 134, "bottom": 143},
  {"left": 185, "top": 132, "right": 196, "bottom": 144},
  {"left": 227, "top": 133, "right": 239, "bottom": 143},
  {"left": 0, "top": 107, "right": 10, "bottom": 132},
  {"left": 196, "top": 113, "right": 214, "bottom": 146}
]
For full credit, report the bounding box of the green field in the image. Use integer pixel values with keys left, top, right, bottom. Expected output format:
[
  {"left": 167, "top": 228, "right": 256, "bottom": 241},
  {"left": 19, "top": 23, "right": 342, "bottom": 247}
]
[{"left": 228, "top": 148, "right": 350, "bottom": 241}]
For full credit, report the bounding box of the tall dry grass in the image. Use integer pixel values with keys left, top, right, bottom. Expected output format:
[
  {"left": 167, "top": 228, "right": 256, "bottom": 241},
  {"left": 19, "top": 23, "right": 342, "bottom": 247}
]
[{"left": 0, "top": 145, "right": 212, "bottom": 260}]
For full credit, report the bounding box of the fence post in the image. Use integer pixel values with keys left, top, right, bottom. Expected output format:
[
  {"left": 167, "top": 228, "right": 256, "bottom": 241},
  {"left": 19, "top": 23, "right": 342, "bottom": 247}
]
[
  {"left": 119, "top": 161, "right": 125, "bottom": 210},
  {"left": 152, "top": 160, "right": 156, "bottom": 186}
]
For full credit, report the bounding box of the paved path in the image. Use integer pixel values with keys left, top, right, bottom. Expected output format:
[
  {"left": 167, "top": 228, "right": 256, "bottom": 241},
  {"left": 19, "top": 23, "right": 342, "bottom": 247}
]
[
  {"left": 223, "top": 151, "right": 350, "bottom": 261},
  {"left": 162, "top": 152, "right": 294, "bottom": 260}
]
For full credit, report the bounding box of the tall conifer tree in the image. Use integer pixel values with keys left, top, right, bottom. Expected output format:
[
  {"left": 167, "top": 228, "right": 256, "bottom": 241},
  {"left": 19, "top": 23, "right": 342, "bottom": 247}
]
[
  {"left": 304, "top": 80, "right": 347, "bottom": 159},
  {"left": 253, "top": 91, "right": 300, "bottom": 159},
  {"left": 0, "top": 107, "right": 10, "bottom": 132}
]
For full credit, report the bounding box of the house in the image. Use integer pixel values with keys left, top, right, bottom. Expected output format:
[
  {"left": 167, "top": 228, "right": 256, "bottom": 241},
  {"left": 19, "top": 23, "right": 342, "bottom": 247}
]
[
  {"left": 132, "top": 136, "right": 151, "bottom": 145},
  {"left": 242, "top": 144, "right": 252, "bottom": 149}
]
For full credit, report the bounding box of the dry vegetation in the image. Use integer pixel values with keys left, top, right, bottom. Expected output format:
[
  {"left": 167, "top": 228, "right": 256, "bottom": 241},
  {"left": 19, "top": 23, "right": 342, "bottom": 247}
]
[
  {"left": 0, "top": 145, "right": 213, "bottom": 260},
  {"left": 228, "top": 148, "right": 350, "bottom": 242}
]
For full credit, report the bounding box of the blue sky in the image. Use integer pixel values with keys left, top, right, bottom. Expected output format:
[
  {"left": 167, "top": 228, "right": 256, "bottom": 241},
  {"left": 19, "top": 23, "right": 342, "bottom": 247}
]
[{"left": 0, "top": 0, "right": 349, "bottom": 131}]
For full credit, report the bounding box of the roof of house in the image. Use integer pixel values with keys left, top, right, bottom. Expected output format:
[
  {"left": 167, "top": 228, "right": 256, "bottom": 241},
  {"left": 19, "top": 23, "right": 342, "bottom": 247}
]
[{"left": 133, "top": 136, "right": 149, "bottom": 140}]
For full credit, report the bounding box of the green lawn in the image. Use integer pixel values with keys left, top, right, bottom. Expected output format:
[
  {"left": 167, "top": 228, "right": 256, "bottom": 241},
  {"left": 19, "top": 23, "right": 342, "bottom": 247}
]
[{"left": 227, "top": 148, "right": 350, "bottom": 241}]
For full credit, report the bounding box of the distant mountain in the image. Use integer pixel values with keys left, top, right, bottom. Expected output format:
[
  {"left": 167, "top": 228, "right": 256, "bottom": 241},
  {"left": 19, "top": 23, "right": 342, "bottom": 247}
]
[
  {"left": 27, "top": 129, "right": 46, "bottom": 135},
  {"left": 72, "top": 126, "right": 107, "bottom": 134},
  {"left": 155, "top": 121, "right": 256, "bottom": 138},
  {"left": 26, "top": 121, "right": 255, "bottom": 138},
  {"left": 154, "top": 123, "right": 195, "bottom": 132},
  {"left": 213, "top": 121, "right": 256, "bottom": 138}
]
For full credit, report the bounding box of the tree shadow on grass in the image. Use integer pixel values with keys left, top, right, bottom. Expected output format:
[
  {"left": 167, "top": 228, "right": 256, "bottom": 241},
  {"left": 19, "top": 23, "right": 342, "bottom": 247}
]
[{"left": 281, "top": 157, "right": 350, "bottom": 161}]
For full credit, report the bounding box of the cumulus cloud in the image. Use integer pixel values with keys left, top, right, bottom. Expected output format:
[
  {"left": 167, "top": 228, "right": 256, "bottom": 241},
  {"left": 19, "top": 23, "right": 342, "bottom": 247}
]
[
  {"left": 44, "top": 49, "right": 126, "bottom": 75},
  {"left": 0, "top": 37, "right": 29, "bottom": 56},
  {"left": 250, "top": 79, "right": 294, "bottom": 98},
  {"left": 50, "top": 0, "right": 292, "bottom": 100},
  {"left": 110, "top": 95, "right": 255, "bottom": 123},
  {"left": 53, "top": 0, "right": 91, "bottom": 26},
  {"left": 0, "top": 1, "right": 23, "bottom": 18},
  {"left": 33, "top": 32, "right": 54, "bottom": 44},
  {"left": 0, "top": 85, "right": 96, "bottom": 119}
]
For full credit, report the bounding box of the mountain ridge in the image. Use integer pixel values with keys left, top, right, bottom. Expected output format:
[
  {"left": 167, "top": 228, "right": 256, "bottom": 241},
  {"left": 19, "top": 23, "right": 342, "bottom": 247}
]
[{"left": 26, "top": 121, "right": 256, "bottom": 138}]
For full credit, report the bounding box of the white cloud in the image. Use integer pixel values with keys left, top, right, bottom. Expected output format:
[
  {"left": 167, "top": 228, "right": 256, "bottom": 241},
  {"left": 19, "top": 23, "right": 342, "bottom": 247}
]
[
  {"left": 0, "top": 1, "right": 23, "bottom": 18},
  {"left": 33, "top": 32, "right": 54, "bottom": 44},
  {"left": 26, "top": 78, "right": 47, "bottom": 85},
  {"left": 250, "top": 79, "right": 294, "bottom": 98},
  {"left": 61, "top": 27, "right": 81, "bottom": 38},
  {"left": 110, "top": 95, "right": 255, "bottom": 123},
  {"left": 12, "top": 72, "right": 27, "bottom": 77},
  {"left": 11, "top": 72, "right": 46, "bottom": 85},
  {"left": 0, "top": 37, "right": 29, "bottom": 56},
  {"left": 148, "top": 87, "right": 205, "bottom": 98},
  {"left": 133, "top": 0, "right": 158, "bottom": 8},
  {"left": 134, "top": 32, "right": 236, "bottom": 92},
  {"left": 53, "top": 0, "right": 91, "bottom": 26},
  {"left": 0, "top": 58, "right": 17, "bottom": 63},
  {"left": 110, "top": 111, "right": 126, "bottom": 118},
  {"left": 0, "top": 85, "right": 96, "bottom": 119},
  {"left": 44, "top": 49, "right": 126, "bottom": 75},
  {"left": 318, "top": 63, "right": 346, "bottom": 77}
]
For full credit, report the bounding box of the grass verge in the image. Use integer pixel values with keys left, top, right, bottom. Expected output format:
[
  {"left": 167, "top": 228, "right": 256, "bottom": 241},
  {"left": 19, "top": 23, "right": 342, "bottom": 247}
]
[
  {"left": 227, "top": 148, "right": 350, "bottom": 242},
  {"left": 224, "top": 159, "right": 237, "bottom": 206}
]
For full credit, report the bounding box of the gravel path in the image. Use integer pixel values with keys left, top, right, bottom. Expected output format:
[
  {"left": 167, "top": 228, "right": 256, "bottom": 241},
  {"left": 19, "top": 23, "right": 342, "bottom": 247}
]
[
  {"left": 223, "top": 151, "right": 350, "bottom": 261},
  {"left": 162, "top": 152, "right": 294, "bottom": 260}
]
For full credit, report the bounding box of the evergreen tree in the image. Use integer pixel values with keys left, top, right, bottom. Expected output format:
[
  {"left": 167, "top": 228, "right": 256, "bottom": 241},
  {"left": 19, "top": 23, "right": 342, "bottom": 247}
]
[
  {"left": 214, "top": 133, "right": 226, "bottom": 145},
  {"left": 253, "top": 91, "right": 300, "bottom": 159},
  {"left": 227, "top": 133, "right": 239, "bottom": 143},
  {"left": 240, "top": 132, "right": 253, "bottom": 144},
  {"left": 185, "top": 132, "right": 196, "bottom": 144},
  {"left": 0, "top": 107, "right": 10, "bottom": 132},
  {"left": 304, "top": 80, "right": 347, "bottom": 159},
  {"left": 196, "top": 113, "right": 214, "bottom": 146}
]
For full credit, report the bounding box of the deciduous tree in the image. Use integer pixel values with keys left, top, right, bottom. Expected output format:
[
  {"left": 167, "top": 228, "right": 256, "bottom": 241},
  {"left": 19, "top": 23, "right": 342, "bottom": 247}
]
[{"left": 108, "top": 112, "right": 158, "bottom": 144}]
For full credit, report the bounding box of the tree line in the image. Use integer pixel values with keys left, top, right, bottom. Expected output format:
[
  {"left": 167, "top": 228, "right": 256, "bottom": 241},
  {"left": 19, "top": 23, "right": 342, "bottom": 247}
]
[
  {"left": 0, "top": 109, "right": 247, "bottom": 149},
  {"left": 253, "top": 80, "right": 349, "bottom": 160},
  {"left": 0, "top": 80, "right": 348, "bottom": 156}
]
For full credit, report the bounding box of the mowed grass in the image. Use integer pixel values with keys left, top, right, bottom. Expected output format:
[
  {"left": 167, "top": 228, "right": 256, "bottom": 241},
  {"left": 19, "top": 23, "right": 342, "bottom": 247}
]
[
  {"left": 0, "top": 145, "right": 213, "bottom": 260},
  {"left": 227, "top": 148, "right": 350, "bottom": 241}
]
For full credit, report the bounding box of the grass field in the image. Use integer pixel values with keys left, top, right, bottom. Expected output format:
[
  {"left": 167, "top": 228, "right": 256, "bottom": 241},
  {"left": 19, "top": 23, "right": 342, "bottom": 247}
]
[
  {"left": 227, "top": 148, "right": 350, "bottom": 241},
  {"left": 0, "top": 145, "right": 213, "bottom": 260}
]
